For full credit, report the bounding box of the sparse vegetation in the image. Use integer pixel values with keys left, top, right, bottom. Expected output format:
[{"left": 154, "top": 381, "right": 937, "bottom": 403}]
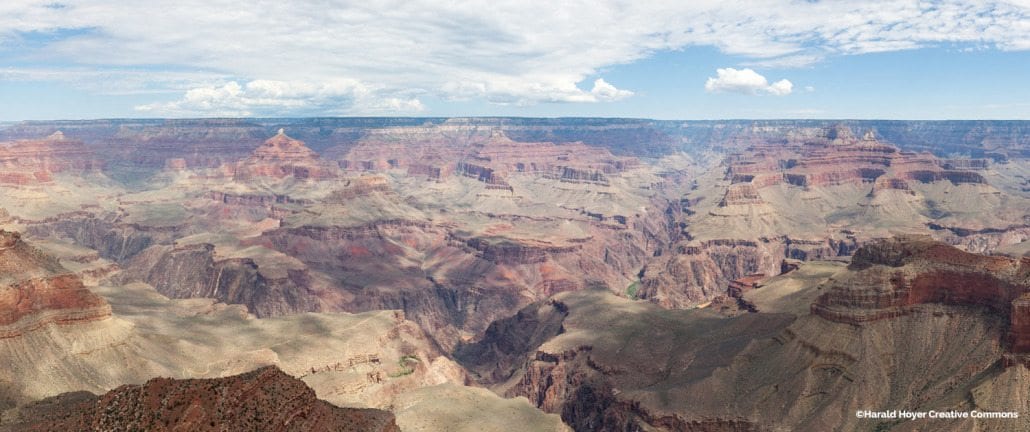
[
  {"left": 626, "top": 281, "right": 640, "bottom": 299},
  {"left": 389, "top": 354, "right": 420, "bottom": 378}
]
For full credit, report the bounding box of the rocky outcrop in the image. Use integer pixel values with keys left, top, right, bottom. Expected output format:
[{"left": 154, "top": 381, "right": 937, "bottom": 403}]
[
  {"left": 638, "top": 236, "right": 856, "bottom": 308},
  {"left": 461, "top": 237, "right": 581, "bottom": 265},
  {"left": 324, "top": 175, "right": 393, "bottom": 202},
  {"left": 0, "top": 231, "right": 111, "bottom": 338},
  {"left": 208, "top": 191, "right": 310, "bottom": 207},
  {"left": 812, "top": 236, "right": 1030, "bottom": 352},
  {"left": 718, "top": 183, "right": 764, "bottom": 206},
  {"left": 1011, "top": 293, "right": 1030, "bottom": 353},
  {"left": 454, "top": 299, "right": 569, "bottom": 382},
  {"left": 555, "top": 167, "right": 609, "bottom": 186},
  {"left": 869, "top": 176, "right": 914, "bottom": 196},
  {"left": 726, "top": 274, "right": 765, "bottom": 299},
  {"left": 233, "top": 130, "right": 340, "bottom": 181},
  {"left": 455, "top": 161, "right": 512, "bottom": 189},
  {"left": 1, "top": 366, "right": 400, "bottom": 432},
  {"left": 25, "top": 215, "right": 175, "bottom": 262},
  {"left": 124, "top": 243, "right": 323, "bottom": 318}
]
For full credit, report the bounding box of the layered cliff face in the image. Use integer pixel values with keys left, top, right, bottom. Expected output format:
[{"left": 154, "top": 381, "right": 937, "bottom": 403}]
[
  {"left": 234, "top": 130, "right": 341, "bottom": 181},
  {"left": 123, "top": 242, "right": 325, "bottom": 318},
  {"left": 723, "top": 125, "right": 988, "bottom": 190},
  {"left": 641, "top": 124, "right": 1029, "bottom": 308},
  {"left": 1, "top": 366, "right": 400, "bottom": 432},
  {"left": 0, "top": 230, "right": 111, "bottom": 338},
  {"left": 460, "top": 238, "right": 1030, "bottom": 431},
  {"left": 0, "top": 132, "right": 101, "bottom": 185},
  {"left": 336, "top": 127, "right": 636, "bottom": 190},
  {"left": 811, "top": 236, "right": 1030, "bottom": 352}
]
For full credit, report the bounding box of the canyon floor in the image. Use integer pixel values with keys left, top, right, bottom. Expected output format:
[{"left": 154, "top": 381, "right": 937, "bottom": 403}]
[{"left": 0, "top": 118, "right": 1028, "bottom": 431}]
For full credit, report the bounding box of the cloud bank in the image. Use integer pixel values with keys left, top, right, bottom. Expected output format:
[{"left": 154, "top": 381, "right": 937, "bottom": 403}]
[
  {"left": 1, "top": 0, "right": 1028, "bottom": 115},
  {"left": 705, "top": 68, "right": 793, "bottom": 96}
]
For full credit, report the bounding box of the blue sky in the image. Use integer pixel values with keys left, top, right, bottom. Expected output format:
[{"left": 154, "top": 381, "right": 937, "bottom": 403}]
[{"left": 1, "top": 1, "right": 1029, "bottom": 120}]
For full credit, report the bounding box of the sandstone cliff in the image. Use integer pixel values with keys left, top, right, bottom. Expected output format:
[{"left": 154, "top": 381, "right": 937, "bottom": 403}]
[{"left": 0, "top": 230, "right": 111, "bottom": 338}]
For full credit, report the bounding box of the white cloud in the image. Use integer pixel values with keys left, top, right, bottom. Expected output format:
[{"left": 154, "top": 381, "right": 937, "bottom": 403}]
[
  {"left": 705, "top": 68, "right": 793, "bottom": 96},
  {"left": 590, "top": 78, "right": 634, "bottom": 101},
  {"left": 1, "top": 1, "right": 1029, "bottom": 114},
  {"left": 135, "top": 79, "right": 425, "bottom": 116}
]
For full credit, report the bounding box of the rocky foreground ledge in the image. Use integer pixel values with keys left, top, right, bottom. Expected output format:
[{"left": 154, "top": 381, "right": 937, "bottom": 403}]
[{"left": 0, "top": 366, "right": 399, "bottom": 432}]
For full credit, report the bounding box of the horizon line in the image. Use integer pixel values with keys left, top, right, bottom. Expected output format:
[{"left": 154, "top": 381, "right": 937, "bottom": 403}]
[{"left": 4, "top": 116, "right": 1030, "bottom": 123}]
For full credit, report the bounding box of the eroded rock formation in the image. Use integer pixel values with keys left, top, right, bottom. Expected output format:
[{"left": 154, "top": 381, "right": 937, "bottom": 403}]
[
  {"left": 1, "top": 366, "right": 400, "bottom": 432},
  {"left": 124, "top": 242, "right": 324, "bottom": 317},
  {"left": 0, "top": 230, "right": 111, "bottom": 338},
  {"left": 813, "top": 236, "right": 1030, "bottom": 352},
  {"left": 234, "top": 130, "right": 341, "bottom": 180}
]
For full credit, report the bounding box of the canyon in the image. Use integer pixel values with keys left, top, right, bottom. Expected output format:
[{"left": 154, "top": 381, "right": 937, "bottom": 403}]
[
  {"left": 457, "top": 238, "right": 1029, "bottom": 431},
  {"left": 0, "top": 118, "right": 1027, "bottom": 431}
]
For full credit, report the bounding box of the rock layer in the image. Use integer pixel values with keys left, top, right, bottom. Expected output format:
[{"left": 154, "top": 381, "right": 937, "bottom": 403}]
[
  {"left": 812, "top": 236, "right": 1030, "bottom": 352},
  {"left": 0, "top": 132, "right": 101, "bottom": 185},
  {"left": 234, "top": 130, "right": 340, "bottom": 180},
  {"left": 0, "top": 230, "right": 111, "bottom": 338},
  {"left": 1, "top": 366, "right": 400, "bottom": 432}
]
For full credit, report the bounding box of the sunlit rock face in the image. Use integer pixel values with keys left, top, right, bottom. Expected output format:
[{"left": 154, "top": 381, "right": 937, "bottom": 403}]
[
  {"left": 234, "top": 130, "right": 342, "bottom": 181},
  {"left": 0, "top": 230, "right": 111, "bottom": 338}
]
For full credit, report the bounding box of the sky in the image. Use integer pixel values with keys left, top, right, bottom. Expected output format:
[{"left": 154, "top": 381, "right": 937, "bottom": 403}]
[{"left": 1, "top": 1, "right": 1029, "bottom": 120}]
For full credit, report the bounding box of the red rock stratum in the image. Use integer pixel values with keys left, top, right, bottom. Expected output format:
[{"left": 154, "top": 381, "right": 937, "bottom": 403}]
[
  {"left": 1, "top": 365, "right": 400, "bottom": 432},
  {"left": 813, "top": 235, "right": 1030, "bottom": 354},
  {"left": 0, "top": 230, "right": 111, "bottom": 338},
  {"left": 234, "top": 129, "right": 341, "bottom": 180}
]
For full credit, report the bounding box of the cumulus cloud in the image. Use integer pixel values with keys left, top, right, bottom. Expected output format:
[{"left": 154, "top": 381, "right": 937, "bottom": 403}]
[
  {"left": 1, "top": 0, "right": 1029, "bottom": 114},
  {"left": 705, "top": 68, "right": 793, "bottom": 96},
  {"left": 590, "top": 78, "right": 634, "bottom": 101},
  {"left": 135, "top": 79, "right": 424, "bottom": 116},
  {"left": 438, "top": 76, "right": 632, "bottom": 105}
]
